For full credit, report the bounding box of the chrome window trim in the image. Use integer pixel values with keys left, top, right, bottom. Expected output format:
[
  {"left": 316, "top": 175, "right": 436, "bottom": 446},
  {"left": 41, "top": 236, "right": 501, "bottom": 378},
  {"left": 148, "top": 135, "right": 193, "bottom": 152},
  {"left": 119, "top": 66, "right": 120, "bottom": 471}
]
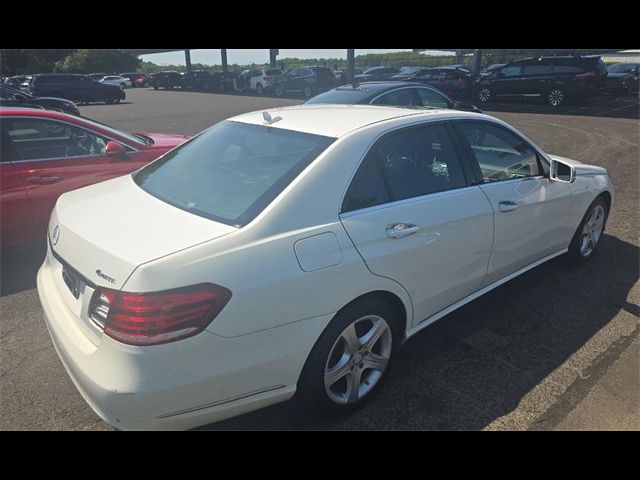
[{"left": 2, "top": 115, "right": 141, "bottom": 163}]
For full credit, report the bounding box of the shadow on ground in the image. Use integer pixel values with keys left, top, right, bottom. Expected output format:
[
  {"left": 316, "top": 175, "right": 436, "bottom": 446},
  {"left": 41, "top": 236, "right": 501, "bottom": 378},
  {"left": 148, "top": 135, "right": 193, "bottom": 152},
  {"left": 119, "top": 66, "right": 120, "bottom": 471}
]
[
  {"left": 1, "top": 244, "right": 46, "bottom": 297},
  {"left": 199, "top": 234, "right": 639, "bottom": 430}
]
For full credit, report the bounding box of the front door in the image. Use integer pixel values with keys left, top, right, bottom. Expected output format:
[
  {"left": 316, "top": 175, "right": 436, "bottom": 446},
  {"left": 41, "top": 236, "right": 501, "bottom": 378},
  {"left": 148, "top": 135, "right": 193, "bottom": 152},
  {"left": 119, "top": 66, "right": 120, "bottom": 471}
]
[
  {"left": 340, "top": 122, "right": 494, "bottom": 325},
  {"left": 453, "top": 120, "right": 572, "bottom": 284}
]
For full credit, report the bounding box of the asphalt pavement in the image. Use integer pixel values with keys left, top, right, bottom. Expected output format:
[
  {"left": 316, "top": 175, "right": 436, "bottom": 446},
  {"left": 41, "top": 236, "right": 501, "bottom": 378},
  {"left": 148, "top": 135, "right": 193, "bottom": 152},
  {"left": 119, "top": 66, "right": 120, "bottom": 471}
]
[{"left": 1, "top": 88, "right": 638, "bottom": 430}]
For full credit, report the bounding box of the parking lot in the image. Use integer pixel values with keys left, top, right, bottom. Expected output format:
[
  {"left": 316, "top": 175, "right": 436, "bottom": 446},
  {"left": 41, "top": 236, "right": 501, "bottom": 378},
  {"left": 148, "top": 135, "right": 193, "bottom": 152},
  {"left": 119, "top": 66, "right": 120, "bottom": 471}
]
[{"left": 1, "top": 87, "right": 638, "bottom": 430}]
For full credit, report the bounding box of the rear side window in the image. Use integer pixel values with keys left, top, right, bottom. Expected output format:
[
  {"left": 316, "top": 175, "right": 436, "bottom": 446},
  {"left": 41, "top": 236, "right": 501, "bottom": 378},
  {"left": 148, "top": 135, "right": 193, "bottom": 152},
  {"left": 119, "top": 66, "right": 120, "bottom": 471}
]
[
  {"left": 522, "top": 63, "right": 553, "bottom": 76},
  {"left": 134, "top": 121, "right": 335, "bottom": 227},
  {"left": 342, "top": 124, "right": 467, "bottom": 212},
  {"left": 416, "top": 88, "right": 451, "bottom": 109},
  {"left": 371, "top": 88, "right": 420, "bottom": 107}
]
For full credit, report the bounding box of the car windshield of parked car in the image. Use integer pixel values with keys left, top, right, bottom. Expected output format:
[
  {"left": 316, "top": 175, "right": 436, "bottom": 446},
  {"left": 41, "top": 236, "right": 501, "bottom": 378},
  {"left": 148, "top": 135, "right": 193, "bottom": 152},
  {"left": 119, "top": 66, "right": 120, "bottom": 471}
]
[
  {"left": 305, "top": 87, "right": 373, "bottom": 104},
  {"left": 134, "top": 121, "right": 335, "bottom": 227},
  {"left": 608, "top": 63, "right": 638, "bottom": 73}
]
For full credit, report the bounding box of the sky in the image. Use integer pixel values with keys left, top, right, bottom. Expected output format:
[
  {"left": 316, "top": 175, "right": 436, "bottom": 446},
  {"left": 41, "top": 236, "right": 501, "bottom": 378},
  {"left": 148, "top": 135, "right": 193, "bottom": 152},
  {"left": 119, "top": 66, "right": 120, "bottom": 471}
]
[{"left": 139, "top": 49, "right": 455, "bottom": 66}]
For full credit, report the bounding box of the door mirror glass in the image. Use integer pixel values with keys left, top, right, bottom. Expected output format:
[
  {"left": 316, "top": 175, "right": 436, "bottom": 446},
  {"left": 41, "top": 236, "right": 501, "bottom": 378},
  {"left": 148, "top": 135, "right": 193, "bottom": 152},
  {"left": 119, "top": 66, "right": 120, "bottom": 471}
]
[
  {"left": 550, "top": 158, "right": 575, "bottom": 183},
  {"left": 105, "top": 141, "right": 127, "bottom": 157}
]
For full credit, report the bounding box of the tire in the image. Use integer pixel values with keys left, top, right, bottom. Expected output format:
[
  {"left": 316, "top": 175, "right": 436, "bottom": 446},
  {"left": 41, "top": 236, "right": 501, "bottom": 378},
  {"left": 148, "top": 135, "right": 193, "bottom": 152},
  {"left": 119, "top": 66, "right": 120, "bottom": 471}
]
[
  {"left": 477, "top": 87, "right": 492, "bottom": 104},
  {"left": 547, "top": 87, "right": 566, "bottom": 107},
  {"left": 567, "top": 197, "right": 609, "bottom": 264},
  {"left": 256, "top": 83, "right": 264, "bottom": 95},
  {"left": 153, "top": 85, "right": 158, "bottom": 90},
  {"left": 105, "top": 96, "right": 116, "bottom": 104},
  {"left": 303, "top": 85, "right": 313, "bottom": 99},
  {"left": 274, "top": 84, "right": 284, "bottom": 97},
  {"left": 298, "top": 298, "right": 400, "bottom": 413},
  {"left": 120, "top": 83, "right": 127, "bottom": 89}
]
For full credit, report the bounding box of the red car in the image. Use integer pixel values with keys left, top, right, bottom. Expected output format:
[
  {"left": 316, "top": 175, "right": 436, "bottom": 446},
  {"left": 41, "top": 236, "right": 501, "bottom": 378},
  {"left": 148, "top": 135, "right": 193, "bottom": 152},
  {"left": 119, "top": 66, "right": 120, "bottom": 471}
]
[
  {"left": 0, "top": 107, "right": 190, "bottom": 249},
  {"left": 134, "top": 75, "right": 151, "bottom": 88}
]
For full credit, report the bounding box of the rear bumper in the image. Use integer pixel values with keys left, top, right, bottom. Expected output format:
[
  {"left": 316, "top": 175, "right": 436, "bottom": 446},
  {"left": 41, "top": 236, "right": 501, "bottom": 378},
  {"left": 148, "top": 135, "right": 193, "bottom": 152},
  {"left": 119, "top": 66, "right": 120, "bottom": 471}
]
[{"left": 37, "top": 259, "right": 329, "bottom": 430}]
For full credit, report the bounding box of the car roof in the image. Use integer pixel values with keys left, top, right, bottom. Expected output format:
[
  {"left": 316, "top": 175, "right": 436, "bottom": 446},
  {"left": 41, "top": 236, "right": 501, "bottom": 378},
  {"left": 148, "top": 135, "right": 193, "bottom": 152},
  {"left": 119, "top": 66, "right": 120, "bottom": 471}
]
[
  {"left": 335, "top": 81, "right": 427, "bottom": 92},
  {"left": 230, "top": 104, "right": 482, "bottom": 138}
]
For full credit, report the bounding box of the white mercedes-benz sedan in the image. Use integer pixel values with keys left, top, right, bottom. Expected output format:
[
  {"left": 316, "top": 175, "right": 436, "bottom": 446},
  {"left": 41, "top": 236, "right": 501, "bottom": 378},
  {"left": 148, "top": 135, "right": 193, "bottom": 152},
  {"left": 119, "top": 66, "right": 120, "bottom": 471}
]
[{"left": 38, "top": 105, "right": 614, "bottom": 430}]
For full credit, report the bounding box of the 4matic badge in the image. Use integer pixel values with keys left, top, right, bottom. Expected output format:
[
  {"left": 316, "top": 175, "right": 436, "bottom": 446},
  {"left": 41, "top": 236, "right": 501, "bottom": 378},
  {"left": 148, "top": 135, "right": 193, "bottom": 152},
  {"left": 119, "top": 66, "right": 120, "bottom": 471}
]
[{"left": 95, "top": 270, "right": 116, "bottom": 284}]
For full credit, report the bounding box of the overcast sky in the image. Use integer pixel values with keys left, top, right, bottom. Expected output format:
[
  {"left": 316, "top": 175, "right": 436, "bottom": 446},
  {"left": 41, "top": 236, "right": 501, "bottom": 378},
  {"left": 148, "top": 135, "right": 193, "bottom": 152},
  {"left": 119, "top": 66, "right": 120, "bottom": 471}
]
[{"left": 140, "top": 49, "right": 454, "bottom": 66}]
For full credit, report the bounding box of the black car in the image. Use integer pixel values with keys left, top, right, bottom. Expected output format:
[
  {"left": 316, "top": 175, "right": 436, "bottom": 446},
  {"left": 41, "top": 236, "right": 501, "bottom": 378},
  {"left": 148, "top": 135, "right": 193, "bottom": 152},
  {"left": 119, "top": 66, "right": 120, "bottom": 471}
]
[
  {"left": 479, "top": 63, "right": 506, "bottom": 77},
  {"left": 149, "top": 71, "right": 184, "bottom": 90},
  {"left": 474, "top": 55, "right": 608, "bottom": 106},
  {"left": 181, "top": 70, "right": 214, "bottom": 90},
  {"left": 354, "top": 66, "right": 401, "bottom": 82},
  {"left": 274, "top": 66, "right": 336, "bottom": 99},
  {"left": 29, "top": 74, "right": 125, "bottom": 104},
  {"left": 0, "top": 85, "right": 80, "bottom": 115},
  {"left": 393, "top": 67, "right": 473, "bottom": 101},
  {"left": 606, "top": 63, "right": 639, "bottom": 96},
  {"left": 304, "top": 81, "right": 481, "bottom": 113},
  {"left": 4, "top": 75, "right": 29, "bottom": 90}
]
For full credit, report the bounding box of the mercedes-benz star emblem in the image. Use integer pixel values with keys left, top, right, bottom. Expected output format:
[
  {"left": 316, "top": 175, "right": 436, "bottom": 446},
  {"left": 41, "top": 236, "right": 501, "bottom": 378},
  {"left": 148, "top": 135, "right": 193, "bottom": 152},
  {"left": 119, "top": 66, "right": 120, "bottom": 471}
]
[{"left": 51, "top": 226, "right": 60, "bottom": 246}]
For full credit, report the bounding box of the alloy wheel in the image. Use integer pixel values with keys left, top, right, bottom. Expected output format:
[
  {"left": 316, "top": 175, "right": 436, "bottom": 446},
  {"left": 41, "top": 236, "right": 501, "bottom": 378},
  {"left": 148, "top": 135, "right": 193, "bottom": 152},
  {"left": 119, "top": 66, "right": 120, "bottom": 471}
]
[
  {"left": 580, "top": 205, "right": 605, "bottom": 257},
  {"left": 548, "top": 89, "right": 564, "bottom": 106},
  {"left": 478, "top": 88, "right": 491, "bottom": 103},
  {"left": 324, "top": 315, "right": 392, "bottom": 405}
]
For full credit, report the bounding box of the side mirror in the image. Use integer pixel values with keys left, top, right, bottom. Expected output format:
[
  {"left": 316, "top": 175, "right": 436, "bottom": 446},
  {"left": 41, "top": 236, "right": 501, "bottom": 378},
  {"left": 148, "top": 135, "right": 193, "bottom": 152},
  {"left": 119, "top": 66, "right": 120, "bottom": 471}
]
[
  {"left": 550, "top": 158, "right": 575, "bottom": 183},
  {"left": 105, "top": 141, "right": 128, "bottom": 157}
]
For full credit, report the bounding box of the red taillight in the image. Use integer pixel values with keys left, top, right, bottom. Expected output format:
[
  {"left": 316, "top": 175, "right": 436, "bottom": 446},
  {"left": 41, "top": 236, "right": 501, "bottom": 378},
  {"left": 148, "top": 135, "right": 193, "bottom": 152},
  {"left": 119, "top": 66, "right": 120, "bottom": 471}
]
[
  {"left": 90, "top": 284, "right": 232, "bottom": 346},
  {"left": 264, "top": 76, "right": 272, "bottom": 81}
]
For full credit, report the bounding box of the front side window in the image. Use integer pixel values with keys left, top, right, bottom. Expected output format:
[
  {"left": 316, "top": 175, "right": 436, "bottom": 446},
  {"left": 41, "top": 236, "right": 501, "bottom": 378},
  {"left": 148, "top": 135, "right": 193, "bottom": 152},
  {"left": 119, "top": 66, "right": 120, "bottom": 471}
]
[
  {"left": 343, "top": 123, "right": 467, "bottom": 212},
  {"left": 3, "top": 117, "right": 110, "bottom": 160},
  {"left": 134, "top": 121, "right": 335, "bottom": 227},
  {"left": 456, "top": 122, "right": 541, "bottom": 183},
  {"left": 499, "top": 65, "right": 522, "bottom": 77}
]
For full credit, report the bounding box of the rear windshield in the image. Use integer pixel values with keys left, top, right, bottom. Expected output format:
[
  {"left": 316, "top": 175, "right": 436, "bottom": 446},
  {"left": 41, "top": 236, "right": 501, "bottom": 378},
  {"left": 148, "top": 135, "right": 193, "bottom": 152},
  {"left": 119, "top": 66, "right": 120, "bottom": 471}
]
[
  {"left": 265, "top": 69, "right": 282, "bottom": 76},
  {"left": 305, "top": 87, "right": 372, "bottom": 104},
  {"left": 134, "top": 121, "right": 335, "bottom": 226},
  {"left": 608, "top": 63, "right": 638, "bottom": 73}
]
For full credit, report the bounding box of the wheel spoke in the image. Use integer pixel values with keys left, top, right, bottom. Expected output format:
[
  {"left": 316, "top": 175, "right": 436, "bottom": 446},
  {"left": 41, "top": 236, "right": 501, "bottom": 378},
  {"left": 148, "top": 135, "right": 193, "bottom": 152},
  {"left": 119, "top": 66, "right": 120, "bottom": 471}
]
[
  {"left": 346, "top": 369, "right": 362, "bottom": 403},
  {"left": 341, "top": 323, "right": 361, "bottom": 354},
  {"left": 360, "top": 319, "right": 387, "bottom": 351},
  {"left": 324, "top": 356, "right": 351, "bottom": 388},
  {"left": 363, "top": 352, "right": 389, "bottom": 373}
]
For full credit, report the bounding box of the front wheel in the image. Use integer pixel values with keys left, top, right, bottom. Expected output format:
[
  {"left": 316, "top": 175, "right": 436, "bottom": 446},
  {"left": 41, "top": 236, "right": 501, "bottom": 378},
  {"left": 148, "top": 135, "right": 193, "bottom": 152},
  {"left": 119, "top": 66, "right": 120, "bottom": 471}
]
[
  {"left": 547, "top": 88, "right": 566, "bottom": 106},
  {"left": 567, "top": 198, "right": 609, "bottom": 263},
  {"left": 105, "top": 96, "right": 117, "bottom": 104},
  {"left": 299, "top": 298, "right": 398, "bottom": 412},
  {"left": 303, "top": 85, "right": 313, "bottom": 99},
  {"left": 477, "top": 87, "right": 492, "bottom": 103},
  {"left": 274, "top": 84, "right": 284, "bottom": 97},
  {"left": 255, "top": 83, "right": 264, "bottom": 95}
]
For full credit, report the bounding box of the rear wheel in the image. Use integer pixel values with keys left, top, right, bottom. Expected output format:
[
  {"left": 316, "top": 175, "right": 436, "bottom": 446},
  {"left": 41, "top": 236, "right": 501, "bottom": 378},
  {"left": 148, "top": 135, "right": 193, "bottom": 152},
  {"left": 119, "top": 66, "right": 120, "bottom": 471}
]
[
  {"left": 299, "top": 298, "right": 399, "bottom": 412},
  {"left": 274, "top": 84, "right": 284, "bottom": 97},
  {"left": 567, "top": 197, "right": 608, "bottom": 263},
  {"left": 256, "top": 83, "right": 264, "bottom": 95},
  {"left": 547, "top": 88, "right": 566, "bottom": 106}
]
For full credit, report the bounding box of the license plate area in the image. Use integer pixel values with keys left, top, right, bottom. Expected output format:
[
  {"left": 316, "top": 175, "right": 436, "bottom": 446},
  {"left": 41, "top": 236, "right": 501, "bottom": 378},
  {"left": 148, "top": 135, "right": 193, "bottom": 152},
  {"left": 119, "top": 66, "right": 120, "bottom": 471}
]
[{"left": 62, "top": 265, "right": 81, "bottom": 299}]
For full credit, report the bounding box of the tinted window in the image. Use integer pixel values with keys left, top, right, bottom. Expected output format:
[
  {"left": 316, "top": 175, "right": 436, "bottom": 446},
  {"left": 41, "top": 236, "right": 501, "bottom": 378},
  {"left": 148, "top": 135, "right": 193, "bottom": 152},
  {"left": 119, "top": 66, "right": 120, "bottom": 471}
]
[
  {"left": 553, "top": 59, "right": 584, "bottom": 74},
  {"left": 344, "top": 124, "right": 467, "bottom": 211},
  {"left": 608, "top": 63, "right": 639, "bottom": 73},
  {"left": 134, "top": 121, "right": 335, "bottom": 226},
  {"left": 499, "top": 66, "right": 522, "bottom": 77},
  {"left": 265, "top": 69, "right": 282, "bottom": 76},
  {"left": 416, "top": 88, "right": 451, "bottom": 108},
  {"left": 522, "top": 64, "right": 553, "bottom": 76},
  {"left": 3, "top": 117, "right": 110, "bottom": 160},
  {"left": 371, "top": 88, "right": 420, "bottom": 107},
  {"left": 305, "top": 87, "right": 372, "bottom": 104},
  {"left": 457, "top": 122, "right": 541, "bottom": 182}
]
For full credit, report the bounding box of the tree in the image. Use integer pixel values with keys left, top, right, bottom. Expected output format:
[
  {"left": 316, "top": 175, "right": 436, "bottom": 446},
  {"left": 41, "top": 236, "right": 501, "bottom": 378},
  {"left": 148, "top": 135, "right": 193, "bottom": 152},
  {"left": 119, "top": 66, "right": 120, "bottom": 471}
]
[
  {"left": 54, "top": 49, "right": 141, "bottom": 74},
  {"left": 1, "top": 49, "right": 75, "bottom": 76}
]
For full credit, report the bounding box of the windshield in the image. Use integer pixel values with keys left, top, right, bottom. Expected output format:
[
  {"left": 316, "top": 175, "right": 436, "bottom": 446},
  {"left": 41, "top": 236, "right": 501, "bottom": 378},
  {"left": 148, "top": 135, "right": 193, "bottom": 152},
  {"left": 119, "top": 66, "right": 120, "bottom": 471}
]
[
  {"left": 608, "top": 63, "right": 638, "bottom": 73},
  {"left": 305, "top": 87, "right": 372, "bottom": 104},
  {"left": 133, "top": 121, "right": 335, "bottom": 226},
  {"left": 399, "top": 67, "right": 421, "bottom": 75}
]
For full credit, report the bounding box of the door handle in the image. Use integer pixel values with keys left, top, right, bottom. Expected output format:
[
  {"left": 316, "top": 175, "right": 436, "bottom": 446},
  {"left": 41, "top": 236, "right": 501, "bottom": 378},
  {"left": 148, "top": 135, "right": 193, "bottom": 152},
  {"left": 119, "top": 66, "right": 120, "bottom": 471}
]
[
  {"left": 498, "top": 200, "right": 519, "bottom": 212},
  {"left": 26, "top": 175, "right": 63, "bottom": 185},
  {"left": 386, "top": 223, "right": 420, "bottom": 239}
]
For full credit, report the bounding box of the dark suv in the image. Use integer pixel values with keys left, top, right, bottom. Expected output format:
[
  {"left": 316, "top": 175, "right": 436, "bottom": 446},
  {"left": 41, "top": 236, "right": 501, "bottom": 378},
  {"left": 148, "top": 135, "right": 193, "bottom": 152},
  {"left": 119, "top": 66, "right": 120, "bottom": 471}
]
[
  {"left": 181, "top": 70, "right": 213, "bottom": 90},
  {"left": 274, "top": 66, "right": 336, "bottom": 98},
  {"left": 29, "top": 74, "right": 125, "bottom": 104},
  {"left": 149, "top": 71, "right": 183, "bottom": 90},
  {"left": 474, "top": 55, "right": 608, "bottom": 106}
]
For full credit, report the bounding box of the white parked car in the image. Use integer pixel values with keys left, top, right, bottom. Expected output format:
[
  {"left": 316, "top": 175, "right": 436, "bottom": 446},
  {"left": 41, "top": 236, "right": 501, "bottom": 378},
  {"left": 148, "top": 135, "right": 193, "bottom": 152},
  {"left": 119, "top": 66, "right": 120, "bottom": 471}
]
[
  {"left": 38, "top": 105, "right": 614, "bottom": 430},
  {"left": 239, "top": 68, "right": 283, "bottom": 95},
  {"left": 100, "top": 76, "right": 132, "bottom": 89}
]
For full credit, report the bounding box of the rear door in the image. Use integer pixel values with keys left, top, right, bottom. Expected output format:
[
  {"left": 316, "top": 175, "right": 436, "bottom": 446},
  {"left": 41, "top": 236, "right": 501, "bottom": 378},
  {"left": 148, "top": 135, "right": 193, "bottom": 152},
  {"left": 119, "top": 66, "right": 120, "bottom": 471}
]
[
  {"left": 491, "top": 64, "right": 524, "bottom": 97},
  {"left": 340, "top": 122, "right": 494, "bottom": 325},
  {"left": 3, "top": 116, "right": 150, "bottom": 239},
  {"left": 453, "top": 120, "right": 572, "bottom": 284},
  {"left": 519, "top": 59, "right": 554, "bottom": 95}
]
